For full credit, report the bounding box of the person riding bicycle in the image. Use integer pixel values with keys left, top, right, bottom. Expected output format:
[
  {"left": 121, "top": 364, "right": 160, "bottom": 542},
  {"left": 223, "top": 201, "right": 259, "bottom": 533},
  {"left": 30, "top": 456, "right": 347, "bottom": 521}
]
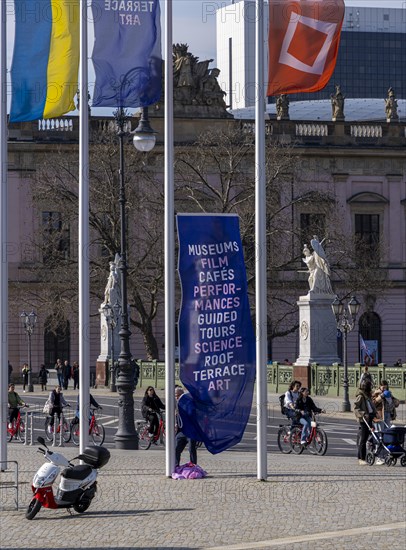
[
  {"left": 8, "top": 383, "right": 27, "bottom": 427},
  {"left": 73, "top": 393, "right": 102, "bottom": 424},
  {"left": 141, "top": 386, "right": 165, "bottom": 438},
  {"left": 47, "top": 386, "right": 70, "bottom": 430},
  {"left": 294, "top": 387, "right": 324, "bottom": 445},
  {"left": 284, "top": 380, "right": 302, "bottom": 423}
]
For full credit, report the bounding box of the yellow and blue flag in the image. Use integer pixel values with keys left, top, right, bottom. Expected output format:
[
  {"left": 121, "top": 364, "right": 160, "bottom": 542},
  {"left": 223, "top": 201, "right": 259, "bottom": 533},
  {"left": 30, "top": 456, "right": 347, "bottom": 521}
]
[{"left": 10, "top": 0, "right": 79, "bottom": 122}]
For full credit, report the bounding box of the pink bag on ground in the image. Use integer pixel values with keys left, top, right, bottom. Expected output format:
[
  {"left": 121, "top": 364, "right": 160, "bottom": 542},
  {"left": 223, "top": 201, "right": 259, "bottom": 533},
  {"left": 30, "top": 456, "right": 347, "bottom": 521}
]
[{"left": 171, "top": 462, "right": 207, "bottom": 480}]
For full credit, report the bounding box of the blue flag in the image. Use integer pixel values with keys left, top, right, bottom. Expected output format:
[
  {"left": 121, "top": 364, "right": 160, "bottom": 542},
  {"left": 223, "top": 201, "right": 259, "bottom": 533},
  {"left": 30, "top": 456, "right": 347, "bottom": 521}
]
[
  {"left": 91, "top": 0, "right": 162, "bottom": 108},
  {"left": 177, "top": 214, "right": 256, "bottom": 454}
]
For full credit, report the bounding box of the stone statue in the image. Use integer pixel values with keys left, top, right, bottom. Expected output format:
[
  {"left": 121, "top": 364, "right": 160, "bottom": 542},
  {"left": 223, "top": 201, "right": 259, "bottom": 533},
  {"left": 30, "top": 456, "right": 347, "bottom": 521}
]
[
  {"left": 154, "top": 44, "right": 232, "bottom": 118},
  {"left": 276, "top": 94, "right": 289, "bottom": 120},
  {"left": 199, "top": 68, "right": 227, "bottom": 108},
  {"left": 76, "top": 89, "right": 91, "bottom": 115},
  {"left": 103, "top": 253, "right": 121, "bottom": 306},
  {"left": 302, "top": 237, "right": 333, "bottom": 295},
  {"left": 330, "top": 84, "right": 345, "bottom": 121},
  {"left": 385, "top": 87, "right": 398, "bottom": 121}
]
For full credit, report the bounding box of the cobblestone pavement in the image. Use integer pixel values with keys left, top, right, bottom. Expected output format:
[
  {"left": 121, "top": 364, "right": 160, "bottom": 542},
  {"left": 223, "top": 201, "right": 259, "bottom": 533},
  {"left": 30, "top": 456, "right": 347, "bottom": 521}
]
[{"left": 1, "top": 444, "right": 405, "bottom": 549}]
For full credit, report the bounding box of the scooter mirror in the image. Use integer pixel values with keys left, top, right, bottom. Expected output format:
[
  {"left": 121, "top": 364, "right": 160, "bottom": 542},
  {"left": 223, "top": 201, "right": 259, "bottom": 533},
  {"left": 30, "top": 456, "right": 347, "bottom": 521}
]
[{"left": 37, "top": 436, "right": 47, "bottom": 447}]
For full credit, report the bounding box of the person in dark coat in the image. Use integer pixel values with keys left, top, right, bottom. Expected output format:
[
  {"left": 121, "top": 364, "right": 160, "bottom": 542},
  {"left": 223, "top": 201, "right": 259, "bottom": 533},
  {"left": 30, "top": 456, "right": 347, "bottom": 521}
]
[
  {"left": 354, "top": 379, "right": 377, "bottom": 465},
  {"left": 141, "top": 386, "right": 165, "bottom": 437},
  {"left": 47, "top": 386, "right": 69, "bottom": 429},
  {"left": 294, "top": 388, "right": 324, "bottom": 445},
  {"left": 72, "top": 361, "right": 80, "bottom": 390},
  {"left": 39, "top": 364, "right": 49, "bottom": 391},
  {"left": 62, "top": 360, "right": 71, "bottom": 390}
]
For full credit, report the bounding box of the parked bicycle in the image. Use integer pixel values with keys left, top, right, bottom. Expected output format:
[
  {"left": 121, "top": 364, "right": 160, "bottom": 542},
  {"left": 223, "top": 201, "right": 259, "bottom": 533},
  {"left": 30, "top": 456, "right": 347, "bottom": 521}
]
[
  {"left": 136, "top": 412, "right": 165, "bottom": 450},
  {"left": 289, "top": 413, "right": 328, "bottom": 455},
  {"left": 7, "top": 405, "right": 28, "bottom": 443},
  {"left": 71, "top": 408, "right": 105, "bottom": 446},
  {"left": 44, "top": 406, "right": 71, "bottom": 443}
]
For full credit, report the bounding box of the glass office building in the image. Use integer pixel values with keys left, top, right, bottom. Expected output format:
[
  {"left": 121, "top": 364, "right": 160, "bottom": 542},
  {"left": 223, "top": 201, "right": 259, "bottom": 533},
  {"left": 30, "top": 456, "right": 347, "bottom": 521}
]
[
  {"left": 297, "top": 30, "right": 406, "bottom": 102},
  {"left": 216, "top": 3, "right": 406, "bottom": 109}
]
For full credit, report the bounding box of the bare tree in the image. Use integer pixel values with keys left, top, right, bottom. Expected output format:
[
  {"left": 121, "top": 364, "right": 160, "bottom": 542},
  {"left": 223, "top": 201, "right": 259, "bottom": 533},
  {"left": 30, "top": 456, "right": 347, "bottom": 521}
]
[
  {"left": 27, "top": 128, "right": 164, "bottom": 360},
  {"left": 174, "top": 126, "right": 390, "bottom": 347}
]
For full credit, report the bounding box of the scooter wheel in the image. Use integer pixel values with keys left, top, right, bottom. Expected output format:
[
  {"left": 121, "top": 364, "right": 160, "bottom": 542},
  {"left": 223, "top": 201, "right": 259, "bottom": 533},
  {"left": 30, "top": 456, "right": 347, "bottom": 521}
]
[
  {"left": 73, "top": 500, "right": 91, "bottom": 514},
  {"left": 25, "top": 498, "right": 42, "bottom": 520}
]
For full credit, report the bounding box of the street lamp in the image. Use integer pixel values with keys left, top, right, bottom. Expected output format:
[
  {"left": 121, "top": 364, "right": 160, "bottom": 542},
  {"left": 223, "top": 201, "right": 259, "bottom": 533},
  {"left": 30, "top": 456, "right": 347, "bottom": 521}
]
[
  {"left": 20, "top": 310, "right": 37, "bottom": 393},
  {"left": 113, "top": 106, "right": 156, "bottom": 449},
  {"left": 332, "top": 296, "right": 361, "bottom": 412},
  {"left": 101, "top": 300, "right": 121, "bottom": 392}
]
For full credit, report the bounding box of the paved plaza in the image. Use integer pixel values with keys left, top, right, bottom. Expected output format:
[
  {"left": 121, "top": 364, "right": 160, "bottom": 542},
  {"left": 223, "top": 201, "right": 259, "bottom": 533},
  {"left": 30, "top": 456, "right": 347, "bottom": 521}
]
[{"left": 1, "top": 433, "right": 405, "bottom": 550}]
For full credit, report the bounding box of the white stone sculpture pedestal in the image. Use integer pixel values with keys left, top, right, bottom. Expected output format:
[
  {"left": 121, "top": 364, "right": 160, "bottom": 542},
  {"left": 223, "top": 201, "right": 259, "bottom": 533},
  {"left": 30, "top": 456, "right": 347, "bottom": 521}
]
[
  {"left": 295, "top": 292, "right": 340, "bottom": 366},
  {"left": 96, "top": 305, "right": 121, "bottom": 387}
]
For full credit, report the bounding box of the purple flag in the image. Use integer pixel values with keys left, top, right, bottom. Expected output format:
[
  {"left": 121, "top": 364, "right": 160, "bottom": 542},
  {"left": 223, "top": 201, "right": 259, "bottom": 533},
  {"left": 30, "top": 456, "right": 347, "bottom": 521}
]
[
  {"left": 177, "top": 214, "right": 256, "bottom": 454},
  {"left": 91, "top": 0, "right": 162, "bottom": 107}
]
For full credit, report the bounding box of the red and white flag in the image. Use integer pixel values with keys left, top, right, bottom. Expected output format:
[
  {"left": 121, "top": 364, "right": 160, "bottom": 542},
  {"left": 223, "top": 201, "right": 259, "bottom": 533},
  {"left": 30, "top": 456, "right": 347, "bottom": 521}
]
[{"left": 267, "top": 0, "right": 345, "bottom": 96}]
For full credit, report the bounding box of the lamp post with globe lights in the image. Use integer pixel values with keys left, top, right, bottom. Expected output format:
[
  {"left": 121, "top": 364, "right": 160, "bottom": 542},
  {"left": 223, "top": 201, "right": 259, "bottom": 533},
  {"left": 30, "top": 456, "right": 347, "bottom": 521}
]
[
  {"left": 113, "top": 106, "right": 156, "bottom": 449},
  {"left": 332, "top": 296, "right": 361, "bottom": 412}
]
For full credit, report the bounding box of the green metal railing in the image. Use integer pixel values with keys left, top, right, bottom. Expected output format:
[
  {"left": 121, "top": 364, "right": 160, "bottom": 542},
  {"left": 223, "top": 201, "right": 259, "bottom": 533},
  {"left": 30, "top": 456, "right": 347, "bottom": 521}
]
[{"left": 134, "top": 360, "right": 406, "bottom": 399}]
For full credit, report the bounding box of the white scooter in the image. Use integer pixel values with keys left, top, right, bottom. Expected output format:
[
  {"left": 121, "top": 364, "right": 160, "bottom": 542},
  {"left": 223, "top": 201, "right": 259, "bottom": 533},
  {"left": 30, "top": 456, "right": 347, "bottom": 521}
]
[{"left": 26, "top": 436, "right": 110, "bottom": 520}]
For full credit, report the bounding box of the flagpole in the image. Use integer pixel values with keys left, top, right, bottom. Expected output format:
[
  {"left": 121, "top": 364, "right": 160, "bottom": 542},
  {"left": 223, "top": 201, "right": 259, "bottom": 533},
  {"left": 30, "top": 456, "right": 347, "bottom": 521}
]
[
  {"left": 164, "top": 0, "right": 175, "bottom": 477},
  {"left": 255, "top": 0, "right": 268, "bottom": 481},
  {"left": 79, "top": 0, "right": 90, "bottom": 452},
  {"left": 0, "top": 0, "right": 8, "bottom": 465}
]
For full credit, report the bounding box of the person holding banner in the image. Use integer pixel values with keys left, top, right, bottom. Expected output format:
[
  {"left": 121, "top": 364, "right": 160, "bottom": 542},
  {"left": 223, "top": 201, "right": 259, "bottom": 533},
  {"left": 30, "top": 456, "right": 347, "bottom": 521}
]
[{"left": 175, "top": 387, "right": 197, "bottom": 466}]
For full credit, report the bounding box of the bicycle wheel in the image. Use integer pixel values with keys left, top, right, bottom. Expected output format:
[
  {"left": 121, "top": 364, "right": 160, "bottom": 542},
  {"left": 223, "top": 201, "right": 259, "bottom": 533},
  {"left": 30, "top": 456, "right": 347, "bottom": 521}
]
[
  {"left": 289, "top": 427, "right": 304, "bottom": 455},
  {"left": 62, "top": 419, "right": 71, "bottom": 443},
  {"left": 159, "top": 426, "right": 165, "bottom": 447},
  {"left": 136, "top": 422, "right": 152, "bottom": 450},
  {"left": 44, "top": 417, "right": 53, "bottom": 441},
  {"left": 18, "top": 421, "right": 26, "bottom": 443},
  {"left": 71, "top": 422, "right": 80, "bottom": 446},
  {"left": 91, "top": 422, "right": 105, "bottom": 446},
  {"left": 277, "top": 426, "right": 292, "bottom": 454},
  {"left": 311, "top": 428, "right": 328, "bottom": 456},
  {"left": 7, "top": 424, "right": 13, "bottom": 442}
]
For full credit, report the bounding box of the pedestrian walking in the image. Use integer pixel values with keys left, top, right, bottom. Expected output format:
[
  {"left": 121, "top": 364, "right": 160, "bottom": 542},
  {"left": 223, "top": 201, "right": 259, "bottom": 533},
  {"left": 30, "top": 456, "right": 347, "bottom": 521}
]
[
  {"left": 55, "top": 358, "right": 63, "bottom": 388},
  {"left": 22, "top": 363, "right": 29, "bottom": 392},
  {"left": 175, "top": 387, "right": 197, "bottom": 466},
  {"left": 354, "top": 379, "right": 376, "bottom": 465},
  {"left": 39, "top": 364, "right": 49, "bottom": 391},
  {"left": 62, "top": 360, "right": 71, "bottom": 390},
  {"left": 72, "top": 361, "right": 80, "bottom": 390}
]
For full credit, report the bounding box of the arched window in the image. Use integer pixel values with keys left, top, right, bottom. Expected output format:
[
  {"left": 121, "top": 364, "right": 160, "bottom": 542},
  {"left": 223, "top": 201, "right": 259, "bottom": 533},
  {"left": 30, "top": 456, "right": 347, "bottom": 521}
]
[
  {"left": 44, "top": 318, "right": 70, "bottom": 368},
  {"left": 359, "top": 312, "right": 381, "bottom": 365}
]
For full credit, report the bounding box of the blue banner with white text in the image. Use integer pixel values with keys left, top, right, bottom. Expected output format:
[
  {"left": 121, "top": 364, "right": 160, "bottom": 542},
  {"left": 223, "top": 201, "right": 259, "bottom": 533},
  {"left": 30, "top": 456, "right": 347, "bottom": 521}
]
[
  {"left": 177, "top": 214, "right": 256, "bottom": 454},
  {"left": 91, "top": 0, "right": 162, "bottom": 107}
]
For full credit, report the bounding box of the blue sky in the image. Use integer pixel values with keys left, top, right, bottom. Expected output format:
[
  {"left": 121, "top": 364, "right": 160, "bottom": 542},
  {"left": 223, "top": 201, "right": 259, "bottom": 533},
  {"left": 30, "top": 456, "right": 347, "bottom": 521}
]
[
  {"left": 171, "top": 0, "right": 405, "bottom": 63},
  {"left": 6, "top": 1, "right": 405, "bottom": 67},
  {"left": 4, "top": 0, "right": 405, "bottom": 113}
]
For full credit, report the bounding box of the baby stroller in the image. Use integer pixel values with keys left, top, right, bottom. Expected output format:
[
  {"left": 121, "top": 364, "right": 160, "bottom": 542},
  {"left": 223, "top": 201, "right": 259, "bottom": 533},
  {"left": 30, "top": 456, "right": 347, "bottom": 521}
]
[{"left": 364, "top": 418, "right": 406, "bottom": 467}]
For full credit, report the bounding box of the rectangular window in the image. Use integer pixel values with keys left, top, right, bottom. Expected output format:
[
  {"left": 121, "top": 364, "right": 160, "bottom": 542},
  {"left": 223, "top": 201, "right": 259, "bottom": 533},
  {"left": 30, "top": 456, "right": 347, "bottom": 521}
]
[
  {"left": 354, "top": 214, "right": 380, "bottom": 260},
  {"left": 300, "top": 213, "right": 326, "bottom": 245},
  {"left": 42, "top": 211, "right": 70, "bottom": 262}
]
